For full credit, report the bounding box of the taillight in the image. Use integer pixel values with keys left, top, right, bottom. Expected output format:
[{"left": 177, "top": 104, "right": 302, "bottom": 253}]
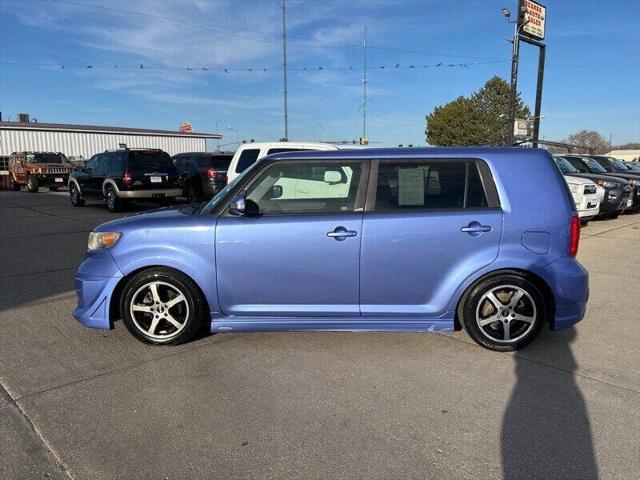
[
  {"left": 206, "top": 168, "right": 218, "bottom": 180},
  {"left": 569, "top": 215, "right": 580, "bottom": 257},
  {"left": 122, "top": 171, "right": 133, "bottom": 186}
]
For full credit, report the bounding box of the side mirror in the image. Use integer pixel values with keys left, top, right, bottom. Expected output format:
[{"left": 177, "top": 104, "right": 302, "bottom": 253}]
[
  {"left": 229, "top": 194, "right": 260, "bottom": 216},
  {"left": 324, "top": 170, "right": 347, "bottom": 184},
  {"left": 268, "top": 185, "right": 283, "bottom": 199}
]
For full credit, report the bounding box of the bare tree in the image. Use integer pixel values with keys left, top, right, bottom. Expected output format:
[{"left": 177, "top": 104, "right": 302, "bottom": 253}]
[{"left": 565, "top": 130, "right": 610, "bottom": 154}]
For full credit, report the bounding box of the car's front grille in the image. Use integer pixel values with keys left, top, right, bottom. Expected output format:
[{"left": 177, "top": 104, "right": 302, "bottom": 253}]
[
  {"left": 45, "top": 168, "right": 70, "bottom": 174},
  {"left": 583, "top": 184, "right": 597, "bottom": 195}
]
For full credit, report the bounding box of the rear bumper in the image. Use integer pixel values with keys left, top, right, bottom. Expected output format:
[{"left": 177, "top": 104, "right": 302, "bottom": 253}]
[
  {"left": 118, "top": 188, "right": 182, "bottom": 199},
  {"left": 539, "top": 257, "right": 589, "bottom": 331}
]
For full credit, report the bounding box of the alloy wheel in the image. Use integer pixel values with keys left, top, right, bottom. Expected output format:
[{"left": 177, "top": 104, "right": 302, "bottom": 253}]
[
  {"left": 475, "top": 285, "right": 537, "bottom": 344},
  {"left": 129, "top": 281, "right": 190, "bottom": 340}
]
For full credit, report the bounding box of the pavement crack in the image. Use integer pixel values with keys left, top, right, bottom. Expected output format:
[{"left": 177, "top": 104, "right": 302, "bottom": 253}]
[{"left": 0, "top": 380, "right": 74, "bottom": 479}]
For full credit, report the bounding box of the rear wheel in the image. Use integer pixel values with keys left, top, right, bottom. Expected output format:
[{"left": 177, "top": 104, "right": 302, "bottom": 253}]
[
  {"left": 462, "top": 273, "right": 546, "bottom": 351},
  {"left": 120, "top": 268, "right": 207, "bottom": 345},
  {"left": 27, "top": 176, "right": 39, "bottom": 193},
  {"left": 69, "top": 183, "right": 85, "bottom": 207},
  {"left": 105, "top": 186, "right": 124, "bottom": 212}
]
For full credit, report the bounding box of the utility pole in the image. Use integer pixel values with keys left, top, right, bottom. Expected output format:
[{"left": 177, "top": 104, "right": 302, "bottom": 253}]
[
  {"left": 362, "top": 26, "right": 368, "bottom": 140},
  {"left": 281, "top": 0, "right": 289, "bottom": 141},
  {"left": 507, "top": 0, "right": 522, "bottom": 146}
]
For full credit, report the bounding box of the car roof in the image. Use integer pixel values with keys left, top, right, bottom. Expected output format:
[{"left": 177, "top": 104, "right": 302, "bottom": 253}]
[
  {"left": 266, "top": 146, "right": 548, "bottom": 161},
  {"left": 238, "top": 142, "right": 339, "bottom": 150}
]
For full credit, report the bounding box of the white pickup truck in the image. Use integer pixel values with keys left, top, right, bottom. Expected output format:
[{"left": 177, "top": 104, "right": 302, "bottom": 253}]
[
  {"left": 564, "top": 175, "right": 601, "bottom": 224},
  {"left": 226, "top": 142, "right": 342, "bottom": 183}
]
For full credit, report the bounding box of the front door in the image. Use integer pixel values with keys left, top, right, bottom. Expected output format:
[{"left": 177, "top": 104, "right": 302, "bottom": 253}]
[
  {"left": 360, "top": 159, "right": 503, "bottom": 317},
  {"left": 216, "top": 160, "right": 367, "bottom": 317}
]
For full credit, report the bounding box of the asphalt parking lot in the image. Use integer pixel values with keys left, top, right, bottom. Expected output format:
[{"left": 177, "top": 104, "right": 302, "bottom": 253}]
[{"left": 1, "top": 190, "right": 639, "bottom": 480}]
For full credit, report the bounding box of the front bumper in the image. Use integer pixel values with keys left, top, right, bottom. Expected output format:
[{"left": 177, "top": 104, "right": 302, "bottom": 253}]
[
  {"left": 72, "top": 251, "right": 123, "bottom": 330},
  {"left": 37, "top": 174, "right": 70, "bottom": 187},
  {"left": 118, "top": 188, "right": 182, "bottom": 199},
  {"left": 576, "top": 192, "right": 599, "bottom": 219}
]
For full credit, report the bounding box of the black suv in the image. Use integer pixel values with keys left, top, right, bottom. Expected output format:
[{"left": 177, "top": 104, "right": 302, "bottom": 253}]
[
  {"left": 559, "top": 155, "right": 634, "bottom": 218},
  {"left": 172, "top": 152, "right": 232, "bottom": 202},
  {"left": 69, "top": 148, "right": 181, "bottom": 212}
]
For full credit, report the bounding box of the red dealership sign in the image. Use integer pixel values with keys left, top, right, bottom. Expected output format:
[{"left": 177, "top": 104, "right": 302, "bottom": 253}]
[
  {"left": 180, "top": 121, "right": 193, "bottom": 134},
  {"left": 521, "top": 0, "right": 546, "bottom": 41}
]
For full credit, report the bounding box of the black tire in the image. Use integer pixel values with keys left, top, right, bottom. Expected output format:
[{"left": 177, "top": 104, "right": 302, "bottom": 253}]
[
  {"left": 580, "top": 219, "right": 589, "bottom": 227},
  {"left": 186, "top": 185, "right": 200, "bottom": 204},
  {"left": 105, "top": 186, "right": 124, "bottom": 212},
  {"left": 609, "top": 212, "right": 620, "bottom": 219},
  {"left": 69, "top": 183, "right": 85, "bottom": 207},
  {"left": 120, "top": 267, "right": 207, "bottom": 345},
  {"left": 10, "top": 180, "right": 21, "bottom": 191},
  {"left": 27, "top": 176, "right": 39, "bottom": 193},
  {"left": 461, "top": 273, "right": 546, "bottom": 352}
]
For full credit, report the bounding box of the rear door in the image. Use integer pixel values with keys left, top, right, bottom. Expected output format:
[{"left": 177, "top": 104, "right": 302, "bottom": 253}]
[
  {"left": 360, "top": 159, "right": 503, "bottom": 317},
  {"left": 128, "top": 150, "right": 178, "bottom": 189}
]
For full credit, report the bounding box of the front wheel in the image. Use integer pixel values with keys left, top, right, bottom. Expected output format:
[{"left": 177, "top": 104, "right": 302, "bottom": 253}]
[
  {"left": 10, "top": 180, "right": 21, "bottom": 191},
  {"left": 27, "top": 176, "right": 39, "bottom": 193},
  {"left": 120, "top": 268, "right": 207, "bottom": 345},
  {"left": 69, "top": 183, "right": 85, "bottom": 207},
  {"left": 462, "top": 273, "right": 546, "bottom": 351}
]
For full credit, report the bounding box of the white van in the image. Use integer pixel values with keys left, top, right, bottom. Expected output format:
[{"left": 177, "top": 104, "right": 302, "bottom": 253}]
[{"left": 227, "top": 142, "right": 341, "bottom": 183}]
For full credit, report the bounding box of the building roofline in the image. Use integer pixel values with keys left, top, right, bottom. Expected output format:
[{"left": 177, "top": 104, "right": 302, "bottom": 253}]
[{"left": 0, "top": 121, "right": 221, "bottom": 139}]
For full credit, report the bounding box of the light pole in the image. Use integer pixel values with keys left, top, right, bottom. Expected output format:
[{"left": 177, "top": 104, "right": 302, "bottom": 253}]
[
  {"left": 313, "top": 121, "right": 326, "bottom": 142},
  {"left": 227, "top": 126, "right": 240, "bottom": 146},
  {"left": 215, "top": 119, "right": 226, "bottom": 149},
  {"left": 502, "top": 2, "right": 525, "bottom": 146}
]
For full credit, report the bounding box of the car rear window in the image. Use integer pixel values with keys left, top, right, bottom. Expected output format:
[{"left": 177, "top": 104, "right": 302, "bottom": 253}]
[
  {"left": 128, "top": 150, "right": 175, "bottom": 173},
  {"left": 236, "top": 149, "right": 260, "bottom": 173},
  {"left": 192, "top": 155, "right": 232, "bottom": 170},
  {"left": 374, "top": 160, "right": 488, "bottom": 211}
]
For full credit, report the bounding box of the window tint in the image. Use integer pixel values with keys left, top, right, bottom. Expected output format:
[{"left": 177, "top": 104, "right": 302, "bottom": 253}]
[
  {"left": 554, "top": 157, "right": 579, "bottom": 174},
  {"left": 265, "top": 148, "right": 311, "bottom": 155},
  {"left": 245, "top": 162, "right": 362, "bottom": 215},
  {"left": 374, "top": 161, "right": 487, "bottom": 211},
  {"left": 107, "top": 152, "right": 125, "bottom": 176},
  {"left": 84, "top": 157, "right": 98, "bottom": 172},
  {"left": 236, "top": 149, "right": 260, "bottom": 173},
  {"left": 128, "top": 150, "right": 175, "bottom": 173},
  {"left": 192, "top": 155, "right": 232, "bottom": 170},
  {"left": 94, "top": 154, "right": 109, "bottom": 176},
  {"left": 564, "top": 157, "right": 589, "bottom": 173}
]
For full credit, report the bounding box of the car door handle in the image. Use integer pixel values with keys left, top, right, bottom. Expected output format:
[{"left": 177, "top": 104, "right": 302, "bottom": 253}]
[
  {"left": 461, "top": 221, "right": 492, "bottom": 236},
  {"left": 327, "top": 226, "right": 358, "bottom": 240}
]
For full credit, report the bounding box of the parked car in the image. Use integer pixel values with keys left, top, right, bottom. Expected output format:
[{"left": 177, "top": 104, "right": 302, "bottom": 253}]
[
  {"left": 624, "top": 161, "right": 640, "bottom": 172},
  {"left": 226, "top": 142, "right": 342, "bottom": 183},
  {"left": 8, "top": 151, "right": 74, "bottom": 192},
  {"left": 68, "top": 148, "right": 181, "bottom": 212},
  {"left": 563, "top": 175, "right": 600, "bottom": 225},
  {"left": 172, "top": 152, "right": 233, "bottom": 202},
  {"left": 73, "top": 147, "right": 588, "bottom": 352},
  {"left": 563, "top": 155, "right": 635, "bottom": 218}
]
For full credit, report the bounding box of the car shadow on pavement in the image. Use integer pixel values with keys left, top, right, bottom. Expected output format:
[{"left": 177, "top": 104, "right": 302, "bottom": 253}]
[{"left": 501, "top": 327, "right": 599, "bottom": 480}]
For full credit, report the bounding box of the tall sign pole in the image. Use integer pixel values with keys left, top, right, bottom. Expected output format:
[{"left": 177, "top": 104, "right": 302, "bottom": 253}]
[
  {"left": 507, "top": 0, "right": 522, "bottom": 146},
  {"left": 281, "top": 0, "right": 289, "bottom": 141}
]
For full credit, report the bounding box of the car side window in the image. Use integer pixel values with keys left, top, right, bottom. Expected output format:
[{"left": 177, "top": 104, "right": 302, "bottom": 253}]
[
  {"left": 84, "top": 157, "right": 97, "bottom": 173},
  {"left": 235, "top": 149, "right": 260, "bottom": 173},
  {"left": 107, "top": 152, "right": 124, "bottom": 176},
  {"left": 94, "top": 154, "right": 109, "bottom": 176},
  {"left": 374, "top": 160, "right": 487, "bottom": 211},
  {"left": 245, "top": 162, "right": 363, "bottom": 215}
]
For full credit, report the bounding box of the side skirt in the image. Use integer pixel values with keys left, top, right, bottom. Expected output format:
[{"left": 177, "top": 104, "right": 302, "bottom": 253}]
[{"left": 209, "top": 313, "right": 455, "bottom": 334}]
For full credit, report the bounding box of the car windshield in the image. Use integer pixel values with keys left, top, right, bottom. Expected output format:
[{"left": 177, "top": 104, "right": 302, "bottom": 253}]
[
  {"left": 26, "top": 153, "right": 67, "bottom": 163},
  {"left": 583, "top": 157, "right": 607, "bottom": 173},
  {"left": 128, "top": 150, "right": 175, "bottom": 173},
  {"left": 554, "top": 157, "right": 579, "bottom": 174},
  {"left": 609, "top": 158, "right": 630, "bottom": 170},
  {"left": 200, "top": 161, "right": 260, "bottom": 215}
]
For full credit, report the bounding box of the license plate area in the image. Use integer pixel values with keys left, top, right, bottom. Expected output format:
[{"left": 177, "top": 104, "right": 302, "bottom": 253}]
[
  {"left": 150, "top": 176, "right": 163, "bottom": 183},
  {"left": 151, "top": 193, "right": 166, "bottom": 199},
  {"left": 55, "top": 178, "right": 63, "bottom": 183}
]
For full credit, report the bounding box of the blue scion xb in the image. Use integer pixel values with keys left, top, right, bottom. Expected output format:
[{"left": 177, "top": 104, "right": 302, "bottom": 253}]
[{"left": 73, "top": 148, "right": 588, "bottom": 351}]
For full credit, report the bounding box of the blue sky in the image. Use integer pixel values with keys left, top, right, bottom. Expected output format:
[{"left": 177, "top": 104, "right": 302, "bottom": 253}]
[{"left": 0, "top": 0, "right": 638, "bottom": 148}]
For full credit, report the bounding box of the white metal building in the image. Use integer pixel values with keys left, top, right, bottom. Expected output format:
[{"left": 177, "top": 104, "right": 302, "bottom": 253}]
[{"left": 0, "top": 121, "right": 221, "bottom": 158}]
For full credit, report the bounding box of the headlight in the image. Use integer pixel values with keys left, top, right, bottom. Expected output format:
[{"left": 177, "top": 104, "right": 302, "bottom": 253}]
[
  {"left": 569, "top": 184, "right": 579, "bottom": 193},
  {"left": 88, "top": 232, "right": 121, "bottom": 251},
  {"left": 627, "top": 178, "right": 638, "bottom": 186},
  {"left": 596, "top": 179, "right": 617, "bottom": 188}
]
